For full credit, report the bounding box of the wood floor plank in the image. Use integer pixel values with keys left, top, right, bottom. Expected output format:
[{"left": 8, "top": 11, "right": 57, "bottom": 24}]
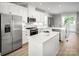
[
  {"left": 57, "top": 33, "right": 79, "bottom": 56},
  {"left": 6, "top": 43, "right": 28, "bottom": 56}
]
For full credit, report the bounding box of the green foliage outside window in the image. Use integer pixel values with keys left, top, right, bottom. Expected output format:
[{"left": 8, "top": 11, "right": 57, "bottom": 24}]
[{"left": 64, "top": 16, "right": 75, "bottom": 25}]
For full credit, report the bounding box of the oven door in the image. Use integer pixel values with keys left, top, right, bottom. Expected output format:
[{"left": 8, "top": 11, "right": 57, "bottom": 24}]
[{"left": 30, "top": 29, "right": 38, "bottom": 36}]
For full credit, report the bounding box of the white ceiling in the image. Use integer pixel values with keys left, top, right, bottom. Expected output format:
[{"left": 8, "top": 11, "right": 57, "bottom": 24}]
[{"left": 12, "top": 2, "right": 79, "bottom": 14}]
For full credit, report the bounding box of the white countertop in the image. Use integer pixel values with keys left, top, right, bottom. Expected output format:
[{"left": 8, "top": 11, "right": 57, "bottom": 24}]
[
  {"left": 28, "top": 31, "right": 59, "bottom": 44},
  {"left": 52, "top": 27, "right": 66, "bottom": 30}
]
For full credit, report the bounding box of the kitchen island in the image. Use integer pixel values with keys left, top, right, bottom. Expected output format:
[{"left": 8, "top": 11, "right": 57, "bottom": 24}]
[
  {"left": 28, "top": 31, "right": 59, "bottom": 56},
  {"left": 52, "top": 27, "right": 66, "bottom": 42}
]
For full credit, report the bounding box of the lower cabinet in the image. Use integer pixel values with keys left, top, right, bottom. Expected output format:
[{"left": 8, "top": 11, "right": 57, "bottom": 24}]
[{"left": 43, "top": 34, "right": 59, "bottom": 56}]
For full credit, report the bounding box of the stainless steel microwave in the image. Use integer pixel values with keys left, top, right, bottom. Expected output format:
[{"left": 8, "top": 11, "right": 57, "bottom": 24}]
[{"left": 27, "top": 17, "right": 36, "bottom": 23}]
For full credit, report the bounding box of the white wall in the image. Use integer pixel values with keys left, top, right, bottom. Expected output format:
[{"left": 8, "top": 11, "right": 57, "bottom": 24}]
[
  {"left": 53, "top": 14, "right": 62, "bottom": 27},
  {"left": 0, "top": 2, "right": 28, "bottom": 44},
  {"left": 76, "top": 12, "right": 79, "bottom": 33}
]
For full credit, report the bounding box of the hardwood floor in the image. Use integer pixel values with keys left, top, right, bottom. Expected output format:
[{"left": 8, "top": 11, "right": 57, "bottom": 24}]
[
  {"left": 57, "top": 33, "right": 79, "bottom": 56},
  {"left": 5, "top": 33, "right": 79, "bottom": 56},
  {"left": 6, "top": 43, "right": 28, "bottom": 56}
]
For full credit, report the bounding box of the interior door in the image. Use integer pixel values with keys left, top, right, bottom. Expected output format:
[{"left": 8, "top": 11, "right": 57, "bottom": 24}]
[
  {"left": 12, "top": 15, "right": 22, "bottom": 50},
  {"left": 1, "top": 14, "right": 12, "bottom": 55},
  {"left": 48, "top": 17, "right": 54, "bottom": 27}
]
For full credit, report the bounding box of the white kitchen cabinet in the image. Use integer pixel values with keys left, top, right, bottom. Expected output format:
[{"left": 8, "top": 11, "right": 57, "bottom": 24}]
[{"left": 43, "top": 34, "right": 59, "bottom": 56}]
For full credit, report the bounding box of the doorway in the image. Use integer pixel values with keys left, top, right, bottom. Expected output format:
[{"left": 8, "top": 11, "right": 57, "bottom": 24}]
[{"left": 48, "top": 17, "right": 54, "bottom": 27}]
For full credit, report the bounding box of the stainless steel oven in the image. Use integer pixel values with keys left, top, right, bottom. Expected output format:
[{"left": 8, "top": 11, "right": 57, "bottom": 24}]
[{"left": 30, "top": 29, "right": 38, "bottom": 36}]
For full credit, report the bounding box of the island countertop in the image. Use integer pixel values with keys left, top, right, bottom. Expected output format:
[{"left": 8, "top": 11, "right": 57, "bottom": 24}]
[{"left": 28, "top": 31, "right": 59, "bottom": 44}]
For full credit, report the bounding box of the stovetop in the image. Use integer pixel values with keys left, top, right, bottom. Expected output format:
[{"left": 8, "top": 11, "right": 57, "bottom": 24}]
[{"left": 26, "top": 27, "right": 38, "bottom": 30}]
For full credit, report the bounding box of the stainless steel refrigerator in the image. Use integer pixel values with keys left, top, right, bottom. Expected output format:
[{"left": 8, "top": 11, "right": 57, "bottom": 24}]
[{"left": 0, "top": 13, "right": 22, "bottom": 56}]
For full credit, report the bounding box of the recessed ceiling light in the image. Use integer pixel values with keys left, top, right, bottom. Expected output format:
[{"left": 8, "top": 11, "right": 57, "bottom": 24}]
[
  {"left": 40, "top": 3, "right": 42, "bottom": 6},
  {"left": 48, "top": 8, "right": 50, "bottom": 10},
  {"left": 59, "top": 5, "right": 62, "bottom": 7}
]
